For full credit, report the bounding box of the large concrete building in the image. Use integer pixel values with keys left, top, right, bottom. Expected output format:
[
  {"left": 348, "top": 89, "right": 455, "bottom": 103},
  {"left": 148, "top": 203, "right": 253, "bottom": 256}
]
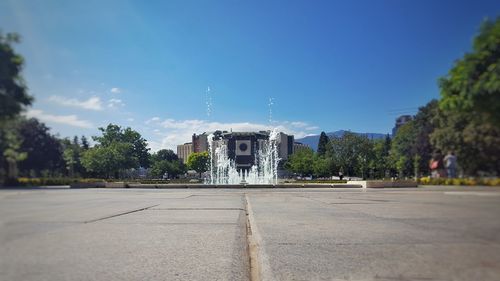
[{"left": 176, "top": 130, "right": 309, "bottom": 168}]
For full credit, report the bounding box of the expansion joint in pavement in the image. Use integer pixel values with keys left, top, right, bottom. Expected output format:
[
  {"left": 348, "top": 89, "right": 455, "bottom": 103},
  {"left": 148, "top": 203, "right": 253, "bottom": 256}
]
[
  {"left": 83, "top": 204, "right": 159, "bottom": 223},
  {"left": 244, "top": 194, "right": 275, "bottom": 281},
  {"left": 244, "top": 194, "right": 260, "bottom": 281},
  {"left": 151, "top": 207, "right": 245, "bottom": 211}
]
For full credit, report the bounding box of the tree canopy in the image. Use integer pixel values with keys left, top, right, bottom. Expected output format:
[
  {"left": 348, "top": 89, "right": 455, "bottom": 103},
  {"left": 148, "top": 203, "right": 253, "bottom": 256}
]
[
  {"left": 432, "top": 17, "right": 500, "bottom": 175},
  {"left": 92, "top": 124, "right": 150, "bottom": 167},
  {"left": 286, "top": 148, "right": 315, "bottom": 176},
  {"left": 150, "top": 149, "right": 186, "bottom": 179},
  {"left": 82, "top": 124, "right": 150, "bottom": 178},
  {"left": 187, "top": 151, "right": 209, "bottom": 177},
  {"left": 18, "top": 118, "right": 64, "bottom": 176},
  {"left": 0, "top": 32, "right": 33, "bottom": 119}
]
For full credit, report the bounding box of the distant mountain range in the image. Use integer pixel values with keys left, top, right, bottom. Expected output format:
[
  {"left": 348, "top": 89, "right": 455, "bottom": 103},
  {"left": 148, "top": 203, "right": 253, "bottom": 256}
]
[{"left": 295, "top": 130, "right": 388, "bottom": 151}]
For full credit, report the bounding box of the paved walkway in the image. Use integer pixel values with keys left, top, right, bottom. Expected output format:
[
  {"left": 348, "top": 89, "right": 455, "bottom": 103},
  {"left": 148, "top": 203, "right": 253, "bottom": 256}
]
[{"left": 1, "top": 187, "right": 499, "bottom": 280}]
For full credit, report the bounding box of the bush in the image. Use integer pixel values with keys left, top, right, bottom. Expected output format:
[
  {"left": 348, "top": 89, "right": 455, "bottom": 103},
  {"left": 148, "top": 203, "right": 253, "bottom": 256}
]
[
  {"left": 418, "top": 177, "right": 500, "bottom": 186},
  {"left": 16, "top": 177, "right": 105, "bottom": 186}
]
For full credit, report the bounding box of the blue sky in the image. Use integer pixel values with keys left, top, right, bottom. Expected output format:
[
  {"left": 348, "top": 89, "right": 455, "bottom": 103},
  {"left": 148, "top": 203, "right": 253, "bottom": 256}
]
[{"left": 1, "top": 0, "right": 499, "bottom": 150}]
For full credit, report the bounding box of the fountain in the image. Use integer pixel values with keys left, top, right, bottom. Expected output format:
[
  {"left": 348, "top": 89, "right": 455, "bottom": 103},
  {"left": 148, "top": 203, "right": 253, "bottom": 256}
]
[{"left": 206, "top": 128, "right": 281, "bottom": 185}]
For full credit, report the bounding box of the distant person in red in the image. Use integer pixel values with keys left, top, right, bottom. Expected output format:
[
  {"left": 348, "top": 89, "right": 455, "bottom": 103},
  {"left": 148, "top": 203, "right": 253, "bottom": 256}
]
[
  {"left": 444, "top": 151, "right": 458, "bottom": 178},
  {"left": 429, "top": 151, "right": 446, "bottom": 178}
]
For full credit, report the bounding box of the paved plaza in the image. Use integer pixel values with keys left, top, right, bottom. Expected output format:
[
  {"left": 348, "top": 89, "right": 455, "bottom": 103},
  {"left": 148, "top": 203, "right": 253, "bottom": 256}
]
[{"left": 1, "top": 186, "right": 500, "bottom": 281}]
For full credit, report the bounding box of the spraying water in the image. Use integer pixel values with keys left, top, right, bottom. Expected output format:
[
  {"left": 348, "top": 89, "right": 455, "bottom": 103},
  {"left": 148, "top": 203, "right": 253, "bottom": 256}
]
[
  {"left": 206, "top": 128, "right": 281, "bottom": 185},
  {"left": 205, "top": 86, "right": 212, "bottom": 118},
  {"left": 268, "top": 97, "right": 274, "bottom": 124}
]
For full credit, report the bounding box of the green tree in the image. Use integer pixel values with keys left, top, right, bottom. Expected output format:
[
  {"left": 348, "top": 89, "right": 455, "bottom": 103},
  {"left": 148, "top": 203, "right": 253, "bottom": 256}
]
[
  {"left": 81, "top": 142, "right": 135, "bottom": 178},
  {"left": 370, "top": 135, "right": 392, "bottom": 179},
  {"left": 152, "top": 149, "right": 178, "bottom": 162},
  {"left": 412, "top": 100, "right": 440, "bottom": 176},
  {"left": 327, "top": 132, "right": 373, "bottom": 178},
  {"left": 61, "top": 136, "right": 89, "bottom": 177},
  {"left": 317, "top": 131, "right": 329, "bottom": 156},
  {"left": 1, "top": 120, "right": 27, "bottom": 183},
  {"left": 389, "top": 122, "right": 416, "bottom": 178},
  {"left": 0, "top": 32, "right": 33, "bottom": 119},
  {"left": 386, "top": 101, "right": 441, "bottom": 179},
  {"left": 150, "top": 149, "right": 186, "bottom": 179},
  {"left": 80, "top": 135, "right": 90, "bottom": 150},
  {"left": 285, "top": 148, "right": 314, "bottom": 177},
  {"left": 93, "top": 124, "right": 150, "bottom": 168},
  {"left": 82, "top": 124, "right": 148, "bottom": 178},
  {"left": 432, "top": 18, "right": 500, "bottom": 175},
  {"left": 312, "top": 154, "right": 332, "bottom": 178},
  {"left": 0, "top": 32, "right": 33, "bottom": 183},
  {"left": 187, "top": 151, "right": 209, "bottom": 178},
  {"left": 18, "top": 118, "right": 64, "bottom": 177}
]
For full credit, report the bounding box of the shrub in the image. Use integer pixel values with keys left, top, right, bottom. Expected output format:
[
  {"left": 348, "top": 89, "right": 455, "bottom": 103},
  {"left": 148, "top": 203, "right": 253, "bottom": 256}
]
[{"left": 417, "top": 177, "right": 499, "bottom": 186}]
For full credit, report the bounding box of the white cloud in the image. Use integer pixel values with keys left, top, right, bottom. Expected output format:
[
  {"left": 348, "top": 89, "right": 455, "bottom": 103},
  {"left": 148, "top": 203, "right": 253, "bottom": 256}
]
[
  {"left": 126, "top": 118, "right": 135, "bottom": 122},
  {"left": 290, "top": 121, "right": 308, "bottom": 128},
  {"left": 145, "top": 117, "right": 161, "bottom": 124},
  {"left": 147, "top": 119, "right": 318, "bottom": 152},
  {"left": 306, "top": 126, "right": 319, "bottom": 130},
  {"left": 49, "top": 95, "right": 103, "bottom": 111},
  {"left": 110, "top": 87, "right": 121, "bottom": 94},
  {"left": 107, "top": 98, "right": 124, "bottom": 108},
  {"left": 25, "top": 109, "right": 93, "bottom": 128}
]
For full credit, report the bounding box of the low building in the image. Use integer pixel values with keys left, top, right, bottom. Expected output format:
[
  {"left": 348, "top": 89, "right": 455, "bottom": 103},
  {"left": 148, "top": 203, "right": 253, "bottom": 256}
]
[{"left": 293, "top": 142, "right": 310, "bottom": 153}]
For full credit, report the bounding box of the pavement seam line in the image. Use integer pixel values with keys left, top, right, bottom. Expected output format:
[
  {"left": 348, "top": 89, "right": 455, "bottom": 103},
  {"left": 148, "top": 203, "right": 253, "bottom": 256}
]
[
  {"left": 151, "top": 208, "right": 245, "bottom": 211},
  {"left": 245, "top": 194, "right": 275, "bottom": 281},
  {"left": 83, "top": 204, "right": 159, "bottom": 223}
]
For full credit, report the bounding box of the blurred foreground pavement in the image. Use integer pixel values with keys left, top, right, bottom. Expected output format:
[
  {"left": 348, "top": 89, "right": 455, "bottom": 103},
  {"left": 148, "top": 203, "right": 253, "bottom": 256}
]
[{"left": 1, "top": 186, "right": 499, "bottom": 281}]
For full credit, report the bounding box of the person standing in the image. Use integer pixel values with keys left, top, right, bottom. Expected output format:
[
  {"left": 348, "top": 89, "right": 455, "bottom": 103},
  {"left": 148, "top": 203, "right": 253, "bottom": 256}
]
[
  {"left": 444, "top": 151, "right": 457, "bottom": 178},
  {"left": 430, "top": 150, "right": 445, "bottom": 178}
]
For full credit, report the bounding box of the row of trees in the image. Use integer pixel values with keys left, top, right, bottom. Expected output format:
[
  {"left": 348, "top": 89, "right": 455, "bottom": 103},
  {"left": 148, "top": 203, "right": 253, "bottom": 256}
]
[
  {"left": 286, "top": 133, "right": 394, "bottom": 179},
  {"left": 286, "top": 18, "right": 500, "bottom": 178},
  {"left": 0, "top": 31, "right": 199, "bottom": 184},
  {"left": 1, "top": 17, "right": 499, "bottom": 182},
  {"left": 0, "top": 119, "right": 190, "bottom": 183}
]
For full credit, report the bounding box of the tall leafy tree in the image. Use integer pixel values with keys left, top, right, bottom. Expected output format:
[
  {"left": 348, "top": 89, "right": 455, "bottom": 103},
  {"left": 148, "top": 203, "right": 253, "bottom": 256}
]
[
  {"left": 82, "top": 124, "right": 149, "bottom": 178},
  {"left": 285, "top": 148, "right": 315, "bottom": 177},
  {"left": 150, "top": 149, "right": 186, "bottom": 179},
  {"left": 412, "top": 100, "right": 440, "bottom": 176},
  {"left": 92, "top": 124, "right": 150, "bottom": 168},
  {"left": 327, "top": 132, "right": 373, "bottom": 177},
  {"left": 81, "top": 142, "right": 135, "bottom": 178},
  {"left": 187, "top": 151, "right": 209, "bottom": 178},
  {"left": 431, "top": 17, "right": 500, "bottom": 175},
  {"left": 0, "top": 32, "right": 33, "bottom": 119},
  {"left": 61, "top": 136, "right": 89, "bottom": 177},
  {"left": 0, "top": 32, "right": 33, "bottom": 183},
  {"left": 370, "top": 135, "right": 392, "bottom": 179},
  {"left": 80, "top": 135, "right": 90, "bottom": 150},
  {"left": 317, "top": 131, "right": 329, "bottom": 156},
  {"left": 152, "top": 149, "right": 178, "bottom": 162},
  {"left": 312, "top": 154, "right": 332, "bottom": 178},
  {"left": 390, "top": 122, "right": 417, "bottom": 178},
  {"left": 1, "top": 119, "right": 26, "bottom": 183},
  {"left": 18, "top": 118, "right": 64, "bottom": 176}
]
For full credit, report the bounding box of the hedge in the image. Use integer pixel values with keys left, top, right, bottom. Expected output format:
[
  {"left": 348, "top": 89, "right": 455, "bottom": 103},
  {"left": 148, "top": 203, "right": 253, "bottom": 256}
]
[{"left": 418, "top": 177, "right": 500, "bottom": 186}]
